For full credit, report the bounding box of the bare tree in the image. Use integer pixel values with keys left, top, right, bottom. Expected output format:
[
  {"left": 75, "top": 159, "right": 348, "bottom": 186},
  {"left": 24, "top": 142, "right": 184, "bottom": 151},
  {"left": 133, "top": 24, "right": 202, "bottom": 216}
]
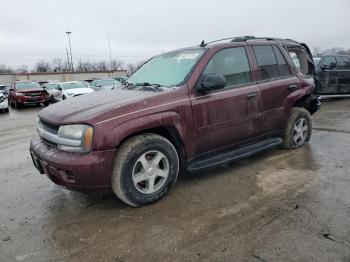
[
  {"left": 35, "top": 60, "right": 51, "bottom": 72},
  {"left": 51, "top": 58, "right": 66, "bottom": 72},
  {"left": 126, "top": 61, "right": 145, "bottom": 76},
  {"left": 312, "top": 47, "right": 321, "bottom": 56},
  {"left": 16, "top": 65, "right": 29, "bottom": 73},
  {"left": 0, "top": 64, "right": 13, "bottom": 73},
  {"left": 110, "top": 59, "right": 125, "bottom": 70}
]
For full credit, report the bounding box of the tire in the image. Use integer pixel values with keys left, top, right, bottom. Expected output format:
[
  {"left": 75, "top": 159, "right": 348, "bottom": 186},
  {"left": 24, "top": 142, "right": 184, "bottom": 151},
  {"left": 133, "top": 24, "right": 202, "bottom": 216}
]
[
  {"left": 9, "top": 100, "right": 14, "bottom": 108},
  {"left": 4, "top": 108, "right": 9, "bottom": 113},
  {"left": 281, "top": 107, "right": 312, "bottom": 149},
  {"left": 14, "top": 101, "right": 21, "bottom": 109},
  {"left": 43, "top": 101, "right": 49, "bottom": 107},
  {"left": 111, "top": 133, "right": 179, "bottom": 207},
  {"left": 62, "top": 95, "right": 66, "bottom": 100}
]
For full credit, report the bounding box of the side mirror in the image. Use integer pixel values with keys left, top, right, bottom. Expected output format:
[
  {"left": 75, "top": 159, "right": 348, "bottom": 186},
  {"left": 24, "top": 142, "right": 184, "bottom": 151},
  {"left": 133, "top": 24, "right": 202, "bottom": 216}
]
[{"left": 198, "top": 74, "right": 226, "bottom": 93}]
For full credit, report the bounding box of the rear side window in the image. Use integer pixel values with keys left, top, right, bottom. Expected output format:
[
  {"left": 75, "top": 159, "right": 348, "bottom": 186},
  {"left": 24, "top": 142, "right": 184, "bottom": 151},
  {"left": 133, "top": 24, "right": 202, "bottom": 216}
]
[
  {"left": 336, "top": 56, "right": 350, "bottom": 70},
  {"left": 203, "top": 47, "right": 252, "bottom": 88},
  {"left": 253, "top": 45, "right": 280, "bottom": 80}
]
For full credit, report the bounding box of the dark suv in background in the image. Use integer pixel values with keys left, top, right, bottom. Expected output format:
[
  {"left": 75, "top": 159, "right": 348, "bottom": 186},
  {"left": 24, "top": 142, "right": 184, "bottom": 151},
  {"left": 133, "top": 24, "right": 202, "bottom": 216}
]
[
  {"left": 314, "top": 54, "right": 350, "bottom": 97},
  {"left": 8, "top": 81, "right": 50, "bottom": 108},
  {"left": 30, "top": 36, "right": 320, "bottom": 207}
]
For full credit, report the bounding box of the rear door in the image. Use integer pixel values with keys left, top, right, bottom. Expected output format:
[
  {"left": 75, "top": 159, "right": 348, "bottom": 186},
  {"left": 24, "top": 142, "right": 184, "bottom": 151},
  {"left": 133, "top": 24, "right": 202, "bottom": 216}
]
[
  {"left": 190, "top": 46, "right": 261, "bottom": 154},
  {"left": 317, "top": 56, "right": 338, "bottom": 95},
  {"left": 335, "top": 56, "right": 350, "bottom": 94},
  {"left": 251, "top": 44, "right": 299, "bottom": 133}
]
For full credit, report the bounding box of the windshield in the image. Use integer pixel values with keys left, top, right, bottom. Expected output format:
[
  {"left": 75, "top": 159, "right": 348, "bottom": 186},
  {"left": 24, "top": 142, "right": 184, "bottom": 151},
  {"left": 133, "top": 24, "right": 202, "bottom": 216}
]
[
  {"left": 61, "top": 82, "right": 86, "bottom": 90},
  {"left": 102, "top": 80, "right": 120, "bottom": 86},
  {"left": 15, "top": 82, "right": 41, "bottom": 90},
  {"left": 127, "top": 48, "right": 206, "bottom": 87}
]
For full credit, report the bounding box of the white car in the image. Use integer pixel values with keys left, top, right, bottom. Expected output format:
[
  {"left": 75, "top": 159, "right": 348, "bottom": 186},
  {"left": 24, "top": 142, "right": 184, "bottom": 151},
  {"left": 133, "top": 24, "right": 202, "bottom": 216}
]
[
  {"left": 43, "top": 82, "right": 60, "bottom": 102},
  {"left": 90, "top": 79, "right": 122, "bottom": 91},
  {"left": 0, "top": 91, "right": 9, "bottom": 113},
  {"left": 54, "top": 81, "right": 95, "bottom": 102}
]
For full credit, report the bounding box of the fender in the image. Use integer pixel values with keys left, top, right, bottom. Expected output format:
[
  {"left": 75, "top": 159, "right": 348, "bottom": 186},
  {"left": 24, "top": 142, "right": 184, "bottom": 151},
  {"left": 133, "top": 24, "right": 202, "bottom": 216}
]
[{"left": 93, "top": 111, "right": 186, "bottom": 151}]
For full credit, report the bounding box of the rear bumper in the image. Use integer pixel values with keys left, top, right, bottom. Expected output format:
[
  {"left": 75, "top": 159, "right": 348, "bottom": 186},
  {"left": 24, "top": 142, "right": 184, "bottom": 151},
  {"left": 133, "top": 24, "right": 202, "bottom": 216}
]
[{"left": 30, "top": 137, "right": 116, "bottom": 191}]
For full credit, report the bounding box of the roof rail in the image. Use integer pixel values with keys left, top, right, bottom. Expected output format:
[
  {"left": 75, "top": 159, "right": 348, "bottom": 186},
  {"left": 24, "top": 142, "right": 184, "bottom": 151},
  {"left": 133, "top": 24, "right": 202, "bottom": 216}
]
[{"left": 199, "top": 36, "right": 298, "bottom": 47}]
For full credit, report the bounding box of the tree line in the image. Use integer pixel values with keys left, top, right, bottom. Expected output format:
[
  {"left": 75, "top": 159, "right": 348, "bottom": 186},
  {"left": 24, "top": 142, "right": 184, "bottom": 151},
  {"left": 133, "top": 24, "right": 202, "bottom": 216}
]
[
  {"left": 0, "top": 58, "right": 144, "bottom": 75},
  {"left": 1, "top": 46, "right": 350, "bottom": 75}
]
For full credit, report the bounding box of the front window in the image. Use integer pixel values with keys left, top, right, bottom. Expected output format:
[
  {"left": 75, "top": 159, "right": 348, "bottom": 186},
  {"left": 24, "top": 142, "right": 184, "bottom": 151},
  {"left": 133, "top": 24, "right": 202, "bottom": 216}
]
[
  {"left": 202, "top": 47, "right": 252, "bottom": 88},
  {"left": 15, "top": 82, "right": 41, "bottom": 90},
  {"left": 61, "top": 82, "right": 86, "bottom": 90},
  {"left": 127, "top": 48, "right": 206, "bottom": 87}
]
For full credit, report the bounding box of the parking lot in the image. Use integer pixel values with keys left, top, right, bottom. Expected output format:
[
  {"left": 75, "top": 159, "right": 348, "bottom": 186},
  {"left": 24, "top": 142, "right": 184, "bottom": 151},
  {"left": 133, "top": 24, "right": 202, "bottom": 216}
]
[{"left": 0, "top": 99, "right": 349, "bottom": 261}]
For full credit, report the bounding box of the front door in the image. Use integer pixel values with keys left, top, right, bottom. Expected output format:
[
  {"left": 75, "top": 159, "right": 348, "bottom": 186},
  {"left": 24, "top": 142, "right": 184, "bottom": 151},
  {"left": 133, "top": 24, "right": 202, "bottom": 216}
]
[
  {"left": 317, "top": 56, "right": 338, "bottom": 95},
  {"left": 190, "top": 46, "right": 261, "bottom": 154},
  {"left": 335, "top": 56, "right": 350, "bottom": 94}
]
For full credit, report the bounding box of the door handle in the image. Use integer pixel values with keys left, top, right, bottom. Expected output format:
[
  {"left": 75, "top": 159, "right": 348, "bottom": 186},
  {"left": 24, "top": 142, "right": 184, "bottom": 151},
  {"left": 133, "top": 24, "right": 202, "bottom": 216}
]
[
  {"left": 246, "top": 92, "right": 257, "bottom": 100},
  {"left": 288, "top": 84, "right": 298, "bottom": 91}
]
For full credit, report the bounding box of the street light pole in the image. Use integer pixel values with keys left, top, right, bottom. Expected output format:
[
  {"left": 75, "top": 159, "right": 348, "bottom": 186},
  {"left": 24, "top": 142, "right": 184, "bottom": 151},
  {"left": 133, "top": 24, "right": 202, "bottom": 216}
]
[{"left": 65, "top": 31, "right": 73, "bottom": 71}]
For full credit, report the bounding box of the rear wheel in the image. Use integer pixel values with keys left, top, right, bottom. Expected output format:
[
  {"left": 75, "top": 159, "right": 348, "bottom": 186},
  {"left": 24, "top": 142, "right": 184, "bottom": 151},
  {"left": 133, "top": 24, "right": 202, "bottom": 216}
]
[
  {"left": 111, "top": 134, "right": 179, "bottom": 207},
  {"left": 281, "top": 107, "right": 312, "bottom": 149}
]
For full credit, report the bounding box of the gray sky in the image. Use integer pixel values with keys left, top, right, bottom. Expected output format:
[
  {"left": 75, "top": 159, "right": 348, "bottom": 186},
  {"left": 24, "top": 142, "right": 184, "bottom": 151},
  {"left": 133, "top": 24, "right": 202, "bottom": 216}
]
[{"left": 0, "top": 0, "right": 349, "bottom": 68}]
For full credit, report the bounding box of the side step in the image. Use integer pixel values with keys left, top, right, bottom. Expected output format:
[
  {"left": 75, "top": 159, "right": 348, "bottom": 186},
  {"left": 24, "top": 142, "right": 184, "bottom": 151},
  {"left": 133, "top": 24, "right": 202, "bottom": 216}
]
[
  {"left": 319, "top": 94, "right": 350, "bottom": 99},
  {"left": 187, "top": 138, "right": 282, "bottom": 172}
]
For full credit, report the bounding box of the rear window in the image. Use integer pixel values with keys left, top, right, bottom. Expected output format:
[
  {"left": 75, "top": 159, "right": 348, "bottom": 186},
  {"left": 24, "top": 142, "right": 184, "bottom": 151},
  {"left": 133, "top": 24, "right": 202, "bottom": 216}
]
[{"left": 288, "top": 47, "right": 314, "bottom": 76}]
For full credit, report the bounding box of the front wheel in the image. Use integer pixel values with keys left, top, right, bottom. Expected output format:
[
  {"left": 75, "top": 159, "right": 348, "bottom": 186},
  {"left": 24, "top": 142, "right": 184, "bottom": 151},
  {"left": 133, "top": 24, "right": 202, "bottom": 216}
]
[
  {"left": 281, "top": 107, "right": 312, "bottom": 149},
  {"left": 111, "top": 134, "right": 179, "bottom": 207}
]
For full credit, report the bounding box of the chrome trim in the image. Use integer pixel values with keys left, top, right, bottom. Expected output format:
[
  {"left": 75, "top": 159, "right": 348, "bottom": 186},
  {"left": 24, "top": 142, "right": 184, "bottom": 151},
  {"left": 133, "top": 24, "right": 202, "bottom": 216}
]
[{"left": 36, "top": 125, "right": 81, "bottom": 147}]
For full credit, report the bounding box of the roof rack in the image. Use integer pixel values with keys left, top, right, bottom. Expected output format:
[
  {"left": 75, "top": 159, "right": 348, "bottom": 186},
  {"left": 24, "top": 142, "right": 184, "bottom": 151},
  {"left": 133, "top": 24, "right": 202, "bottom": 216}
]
[{"left": 199, "top": 36, "right": 298, "bottom": 47}]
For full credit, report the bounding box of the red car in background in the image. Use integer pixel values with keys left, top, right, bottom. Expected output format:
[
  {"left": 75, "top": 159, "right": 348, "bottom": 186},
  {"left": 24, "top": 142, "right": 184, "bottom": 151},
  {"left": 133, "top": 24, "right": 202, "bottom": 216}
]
[{"left": 8, "top": 81, "right": 50, "bottom": 109}]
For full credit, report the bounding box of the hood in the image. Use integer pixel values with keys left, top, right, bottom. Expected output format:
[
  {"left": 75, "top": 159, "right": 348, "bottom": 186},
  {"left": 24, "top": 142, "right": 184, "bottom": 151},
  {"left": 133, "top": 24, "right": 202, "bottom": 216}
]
[
  {"left": 63, "top": 88, "right": 94, "bottom": 95},
  {"left": 39, "top": 89, "right": 158, "bottom": 125}
]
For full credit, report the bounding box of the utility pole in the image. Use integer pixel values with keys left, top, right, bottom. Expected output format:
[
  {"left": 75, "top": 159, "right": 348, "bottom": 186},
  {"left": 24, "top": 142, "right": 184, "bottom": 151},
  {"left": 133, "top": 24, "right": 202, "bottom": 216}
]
[
  {"left": 108, "top": 36, "right": 112, "bottom": 70},
  {"left": 65, "top": 31, "right": 73, "bottom": 71},
  {"left": 65, "top": 47, "right": 71, "bottom": 71}
]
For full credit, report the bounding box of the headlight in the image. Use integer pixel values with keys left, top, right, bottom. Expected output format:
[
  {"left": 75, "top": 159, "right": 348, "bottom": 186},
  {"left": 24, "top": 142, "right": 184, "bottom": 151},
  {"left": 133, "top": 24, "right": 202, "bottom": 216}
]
[
  {"left": 57, "top": 124, "right": 94, "bottom": 153},
  {"left": 16, "top": 92, "right": 24, "bottom": 96}
]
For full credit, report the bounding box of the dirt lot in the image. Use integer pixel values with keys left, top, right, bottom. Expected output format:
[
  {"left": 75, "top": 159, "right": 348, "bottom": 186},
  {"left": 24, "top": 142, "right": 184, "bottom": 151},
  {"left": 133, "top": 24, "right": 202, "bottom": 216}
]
[{"left": 1, "top": 99, "right": 350, "bottom": 262}]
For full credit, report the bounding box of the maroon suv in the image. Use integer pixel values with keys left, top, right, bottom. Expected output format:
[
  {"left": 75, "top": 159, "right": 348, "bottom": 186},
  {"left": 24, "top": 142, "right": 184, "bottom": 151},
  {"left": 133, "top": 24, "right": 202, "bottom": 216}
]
[
  {"left": 30, "top": 36, "right": 320, "bottom": 207},
  {"left": 8, "top": 81, "right": 49, "bottom": 108}
]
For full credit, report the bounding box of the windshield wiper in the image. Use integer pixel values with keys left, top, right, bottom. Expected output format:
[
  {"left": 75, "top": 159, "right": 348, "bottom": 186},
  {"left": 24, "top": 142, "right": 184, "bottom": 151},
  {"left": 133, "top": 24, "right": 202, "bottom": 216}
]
[{"left": 126, "top": 82, "right": 165, "bottom": 92}]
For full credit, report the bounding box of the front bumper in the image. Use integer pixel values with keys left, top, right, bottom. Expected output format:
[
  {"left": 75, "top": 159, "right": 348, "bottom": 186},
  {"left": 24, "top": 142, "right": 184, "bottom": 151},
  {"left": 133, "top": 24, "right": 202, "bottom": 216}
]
[
  {"left": 30, "top": 137, "right": 116, "bottom": 191},
  {"left": 0, "top": 100, "right": 8, "bottom": 109}
]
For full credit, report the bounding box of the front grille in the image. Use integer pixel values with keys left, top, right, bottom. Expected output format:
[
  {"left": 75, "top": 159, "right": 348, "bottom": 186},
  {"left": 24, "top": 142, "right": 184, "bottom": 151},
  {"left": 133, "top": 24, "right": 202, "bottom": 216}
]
[
  {"left": 39, "top": 119, "right": 59, "bottom": 134},
  {"left": 27, "top": 92, "right": 42, "bottom": 97}
]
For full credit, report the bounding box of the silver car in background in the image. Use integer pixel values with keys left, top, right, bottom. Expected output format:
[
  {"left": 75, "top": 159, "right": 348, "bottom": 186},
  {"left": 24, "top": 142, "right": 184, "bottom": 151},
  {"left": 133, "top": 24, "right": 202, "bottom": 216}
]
[{"left": 54, "top": 81, "right": 95, "bottom": 102}]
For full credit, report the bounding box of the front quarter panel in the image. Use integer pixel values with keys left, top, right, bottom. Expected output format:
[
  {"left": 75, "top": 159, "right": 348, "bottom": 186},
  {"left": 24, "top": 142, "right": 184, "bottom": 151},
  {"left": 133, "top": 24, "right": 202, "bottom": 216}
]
[{"left": 92, "top": 88, "right": 197, "bottom": 159}]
